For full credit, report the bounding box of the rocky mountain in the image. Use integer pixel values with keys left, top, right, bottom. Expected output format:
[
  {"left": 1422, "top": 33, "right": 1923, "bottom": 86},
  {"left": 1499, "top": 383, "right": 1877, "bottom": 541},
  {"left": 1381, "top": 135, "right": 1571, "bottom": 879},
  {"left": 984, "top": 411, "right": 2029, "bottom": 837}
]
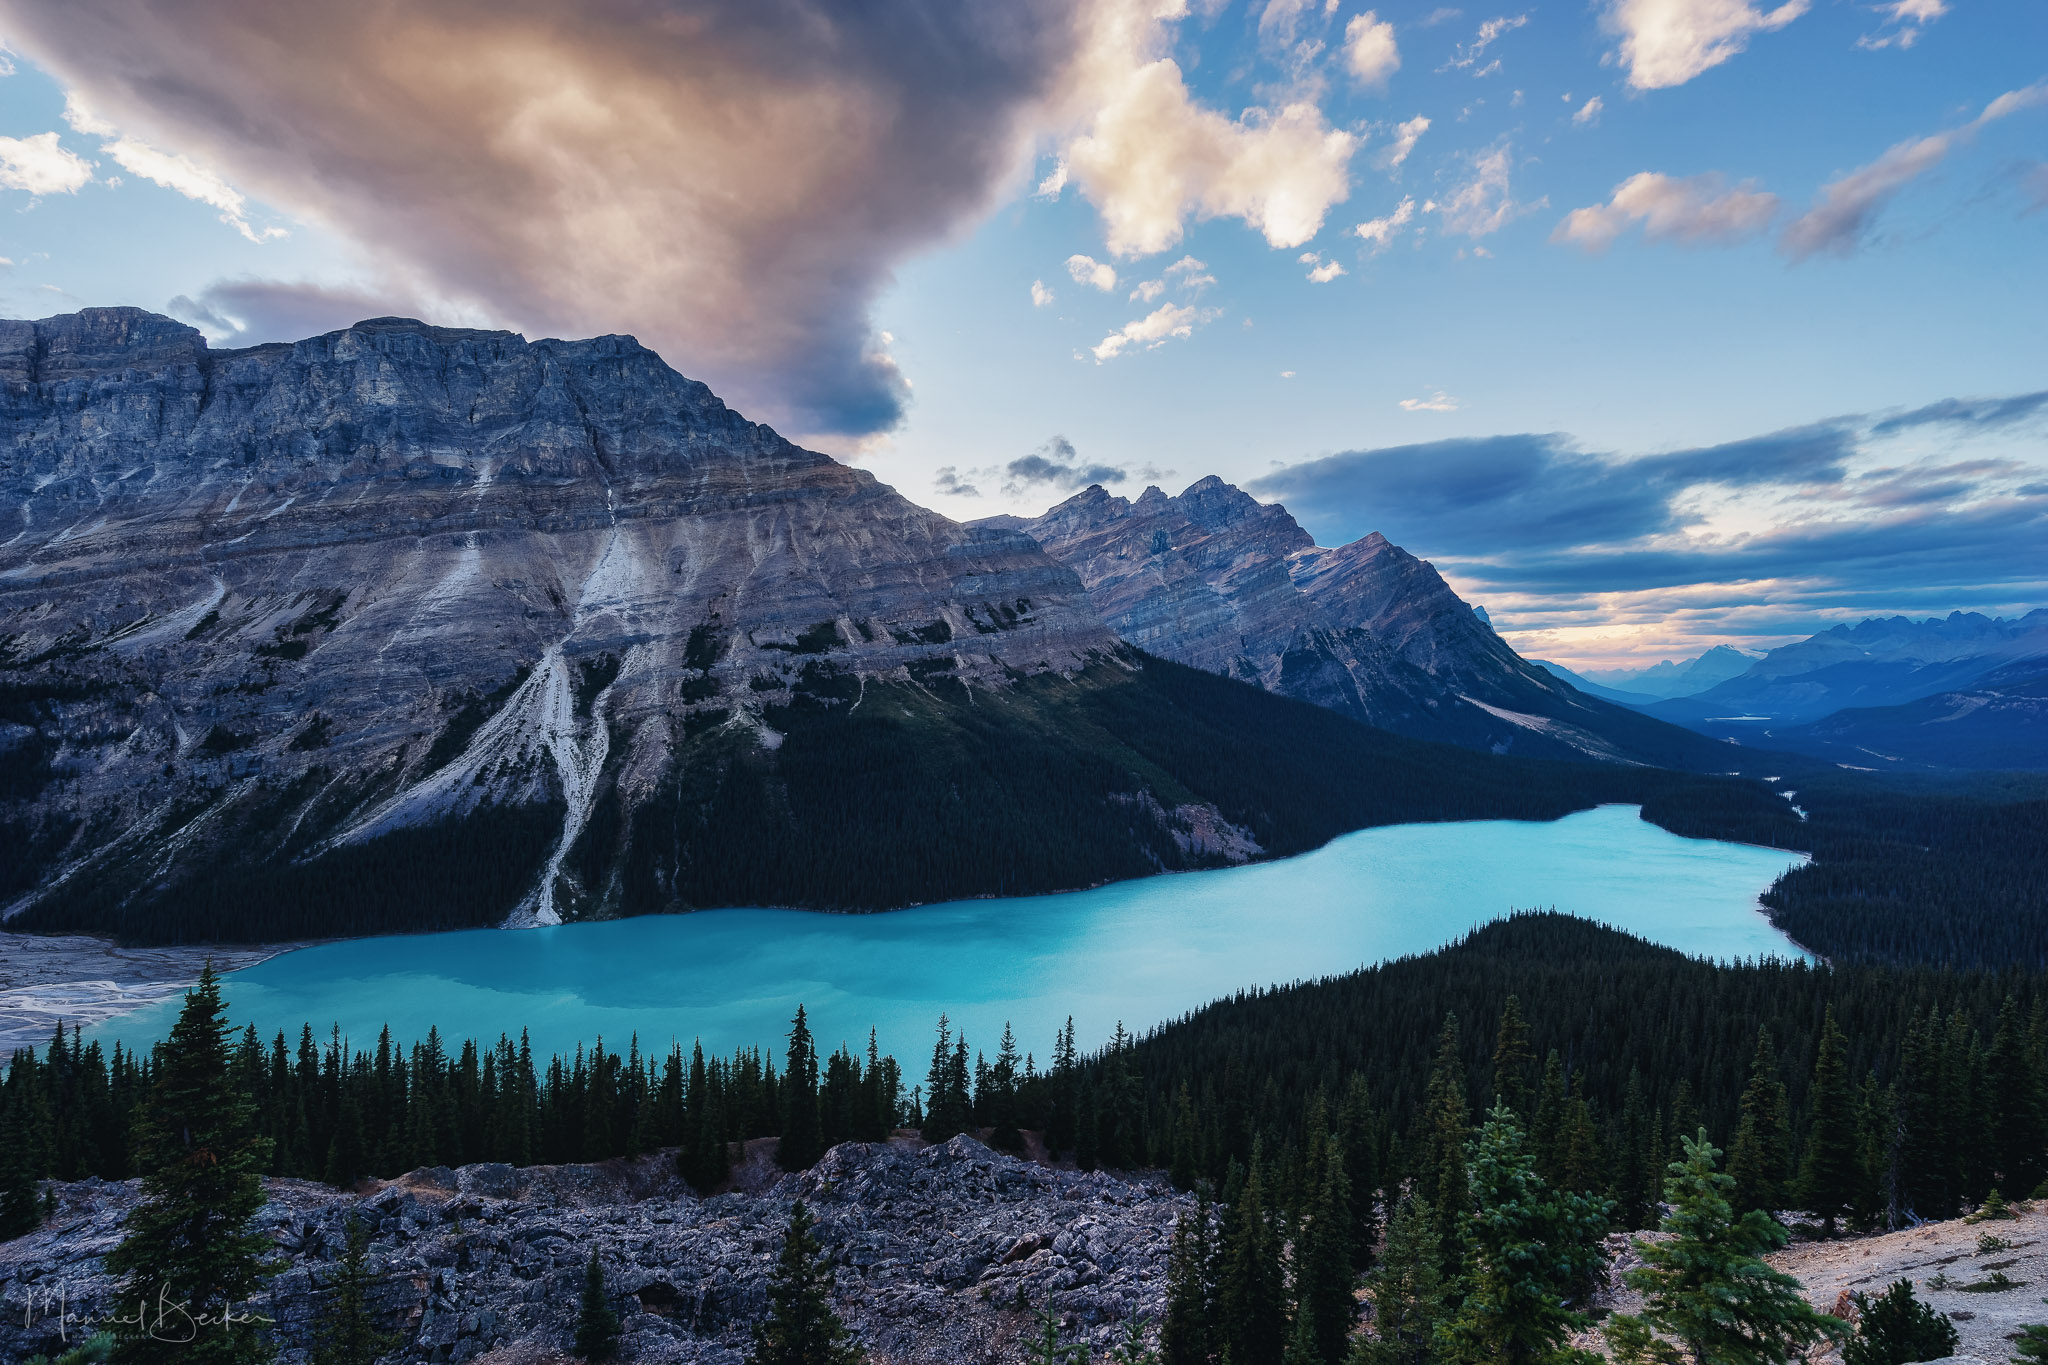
[
  {"left": 0, "top": 1135, "right": 1185, "bottom": 1365},
  {"left": 0, "top": 309, "right": 1761, "bottom": 946},
  {"left": 1008, "top": 479, "right": 1731, "bottom": 768},
  {"left": 1639, "top": 610, "right": 2048, "bottom": 735}
]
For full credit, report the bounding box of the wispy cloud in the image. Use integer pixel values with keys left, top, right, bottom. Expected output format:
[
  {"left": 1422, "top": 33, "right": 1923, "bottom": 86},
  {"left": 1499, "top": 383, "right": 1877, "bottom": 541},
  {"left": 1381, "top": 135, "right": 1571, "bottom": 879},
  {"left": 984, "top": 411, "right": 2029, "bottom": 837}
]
[
  {"left": 1571, "top": 95, "right": 1604, "bottom": 127},
  {"left": 1030, "top": 279, "right": 1055, "bottom": 308},
  {"left": 1091, "top": 302, "right": 1219, "bottom": 361},
  {"left": 1554, "top": 171, "right": 1778, "bottom": 251},
  {"left": 1857, "top": 0, "right": 1947, "bottom": 50},
  {"left": 1779, "top": 83, "right": 2048, "bottom": 259},
  {"left": 1066, "top": 253, "right": 1118, "bottom": 292},
  {"left": 1439, "top": 14, "right": 1528, "bottom": 73},
  {"left": 1356, "top": 196, "right": 1418, "bottom": 251},
  {"left": 1376, "top": 115, "right": 1432, "bottom": 171},
  {"left": 1399, "top": 390, "right": 1460, "bottom": 411},
  {"left": 1429, "top": 142, "right": 1543, "bottom": 238}
]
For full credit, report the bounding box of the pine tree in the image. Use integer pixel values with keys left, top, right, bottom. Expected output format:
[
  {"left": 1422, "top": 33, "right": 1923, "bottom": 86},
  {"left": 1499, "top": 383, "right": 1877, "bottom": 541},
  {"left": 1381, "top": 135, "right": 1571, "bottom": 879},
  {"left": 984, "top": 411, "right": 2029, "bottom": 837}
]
[
  {"left": 1350, "top": 1195, "right": 1444, "bottom": 1365},
  {"left": 1217, "top": 1158, "right": 1288, "bottom": 1365},
  {"left": 779, "top": 1006, "right": 823, "bottom": 1171},
  {"left": 105, "top": 963, "right": 273, "bottom": 1365},
  {"left": 1446, "top": 1103, "right": 1610, "bottom": 1365},
  {"left": 1797, "top": 1008, "right": 1860, "bottom": 1236},
  {"left": 1531, "top": 1050, "right": 1569, "bottom": 1190},
  {"left": 1160, "top": 1196, "right": 1216, "bottom": 1365},
  {"left": 1491, "top": 996, "right": 1536, "bottom": 1120},
  {"left": 749, "top": 1200, "right": 864, "bottom": 1364},
  {"left": 1604, "top": 1130, "right": 1843, "bottom": 1365},
  {"left": 574, "top": 1250, "right": 621, "bottom": 1362},
  {"left": 310, "top": 1217, "right": 395, "bottom": 1365},
  {"left": 921, "top": 1017, "right": 970, "bottom": 1145},
  {"left": 1109, "top": 1316, "right": 1163, "bottom": 1365},
  {"left": 1986, "top": 998, "right": 2046, "bottom": 1200},
  {"left": 1726, "top": 1028, "right": 1791, "bottom": 1217},
  {"left": 1842, "top": 1281, "right": 1956, "bottom": 1365},
  {"left": 2013, "top": 1321, "right": 2048, "bottom": 1365}
]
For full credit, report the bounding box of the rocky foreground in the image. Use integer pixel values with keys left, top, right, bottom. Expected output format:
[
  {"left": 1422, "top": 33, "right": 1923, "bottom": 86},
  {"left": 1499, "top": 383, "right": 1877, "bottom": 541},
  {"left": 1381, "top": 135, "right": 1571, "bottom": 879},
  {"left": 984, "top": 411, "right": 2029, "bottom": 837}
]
[{"left": 0, "top": 1135, "right": 1186, "bottom": 1364}]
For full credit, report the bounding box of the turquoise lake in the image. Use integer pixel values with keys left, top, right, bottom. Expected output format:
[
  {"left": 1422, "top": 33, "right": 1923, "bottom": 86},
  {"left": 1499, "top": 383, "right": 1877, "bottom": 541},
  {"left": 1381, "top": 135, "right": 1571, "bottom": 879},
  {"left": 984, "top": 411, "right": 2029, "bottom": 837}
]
[{"left": 95, "top": 804, "right": 1805, "bottom": 1067}]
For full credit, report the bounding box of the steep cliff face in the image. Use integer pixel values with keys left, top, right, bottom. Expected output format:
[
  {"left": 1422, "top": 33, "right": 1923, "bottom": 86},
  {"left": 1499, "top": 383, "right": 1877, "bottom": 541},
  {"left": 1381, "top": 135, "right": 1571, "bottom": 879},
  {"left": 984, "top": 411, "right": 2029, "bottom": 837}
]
[
  {"left": 1016, "top": 478, "right": 1721, "bottom": 766},
  {"left": 0, "top": 309, "right": 1136, "bottom": 937}
]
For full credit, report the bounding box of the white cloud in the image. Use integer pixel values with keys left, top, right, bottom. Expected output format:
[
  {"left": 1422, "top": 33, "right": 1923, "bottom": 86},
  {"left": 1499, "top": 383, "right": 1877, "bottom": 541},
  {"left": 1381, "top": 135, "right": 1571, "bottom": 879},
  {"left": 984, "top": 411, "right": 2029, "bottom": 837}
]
[
  {"left": 60, "top": 93, "right": 116, "bottom": 137},
  {"left": 1280, "top": 369, "right": 1297, "bottom": 377},
  {"left": 1573, "top": 95, "right": 1605, "bottom": 126},
  {"left": 1130, "top": 278, "right": 1166, "bottom": 302},
  {"left": 1055, "top": 2, "right": 1359, "bottom": 257},
  {"left": 1299, "top": 251, "right": 1347, "bottom": 282},
  {"left": 1377, "top": 115, "right": 1431, "bottom": 171},
  {"left": 1600, "top": 0, "right": 1808, "bottom": 91},
  {"left": 1065, "top": 253, "right": 1118, "bottom": 292},
  {"left": 1432, "top": 143, "right": 1541, "bottom": 238},
  {"left": 1164, "top": 254, "right": 1217, "bottom": 290},
  {"left": 1554, "top": 171, "right": 1778, "bottom": 250},
  {"left": 101, "top": 136, "right": 285, "bottom": 243},
  {"left": 0, "top": 132, "right": 94, "bottom": 197},
  {"left": 1857, "top": 0, "right": 1946, "bottom": 49},
  {"left": 1400, "top": 389, "right": 1460, "bottom": 410},
  {"left": 1778, "top": 85, "right": 2047, "bottom": 259},
  {"left": 1343, "top": 12, "right": 1401, "bottom": 90},
  {"left": 1355, "top": 196, "right": 1417, "bottom": 251},
  {"left": 1091, "top": 301, "right": 1217, "bottom": 361},
  {"left": 1036, "top": 161, "right": 1070, "bottom": 200},
  {"left": 1441, "top": 14, "right": 1528, "bottom": 73},
  {"left": 1031, "top": 279, "right": 1055, "bottom": 307}
]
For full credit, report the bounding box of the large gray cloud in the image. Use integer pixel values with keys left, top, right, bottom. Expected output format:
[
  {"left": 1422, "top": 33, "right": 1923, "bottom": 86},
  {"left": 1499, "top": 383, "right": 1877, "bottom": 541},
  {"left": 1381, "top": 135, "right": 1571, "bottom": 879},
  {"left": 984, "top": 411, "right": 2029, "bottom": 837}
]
[
  {"left": 1248, "top": 399, "right": 2048, "bottom": 614},
  {"left": 3, "top": 0, "right": 1084, "bottom": 437},
  {"left": 1249, "top": 424, "right": 1854, "bottom": 556}
]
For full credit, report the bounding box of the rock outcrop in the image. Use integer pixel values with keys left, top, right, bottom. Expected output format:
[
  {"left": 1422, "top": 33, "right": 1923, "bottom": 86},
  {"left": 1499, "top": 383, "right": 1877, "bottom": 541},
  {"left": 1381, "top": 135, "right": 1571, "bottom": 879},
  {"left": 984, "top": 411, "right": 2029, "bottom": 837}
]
[
  {"left": 1012, "top": 479, "right": 1711, "bottom": 766},
  {"left": 0, "top": 1136, "right": 1184, "bottom": 1365}
]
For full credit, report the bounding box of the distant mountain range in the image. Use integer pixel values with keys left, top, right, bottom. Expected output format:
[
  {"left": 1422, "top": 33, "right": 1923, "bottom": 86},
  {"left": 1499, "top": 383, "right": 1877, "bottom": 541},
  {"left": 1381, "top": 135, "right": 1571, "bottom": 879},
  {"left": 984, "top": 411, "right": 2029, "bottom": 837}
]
[
  {"left": 1543, "top": 612, "right": 2048, "bottom": 768},
  {"left": 1539, "top": 645, "right": 1763, "bottom": 701},
  {"left": 0, "top": 308, "right": 1780, "bottom": 945}
]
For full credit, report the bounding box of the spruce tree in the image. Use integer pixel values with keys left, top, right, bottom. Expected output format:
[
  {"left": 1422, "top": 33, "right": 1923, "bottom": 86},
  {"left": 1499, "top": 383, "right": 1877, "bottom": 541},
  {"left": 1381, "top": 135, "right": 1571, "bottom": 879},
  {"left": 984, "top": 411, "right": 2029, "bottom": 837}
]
[
  {"left": 1023, "top": 1305, "right": 1089, "bottom": 1365},
  {"left": 1350, "top": 1195, "right": 1444, "bottom": 1365},
  {"left": 1217, "top": 1158, "right": 1288, "bottom": 1365},
  {"left": 778, "top": 1006, "right": 823, "bottom": 1171},
  {"left": 989, "top": 1023, "right": 1024, "bottom": 1153},
  {"left": 1446, "top": 1104, "right": 1610, "bottom": 1365},
  {"left": 1415, "top": 1015, "right": 1470, "bottom": 1285},
  {"left": 1294, "top": 1128, "right": 1358, "bottom": 1365},
  {"left": 1161, "top": 1197, "right": 1216, "bottom": 1365},
  {"left": 1604, "top": 1130, "right": 1843, "bottom": 1365},
  {"left": 1491, "top": 996, "right": 1536, "bottom": 1120},
  {"left": 1726, "top": 1028, "right": 1791, "bottom": 1217},
  {"left": 1, "top": 1098, "right": 42, "bottom": 1240},
  {"left": 750, "top": 1200, "right": 864, "bottom": 1365},
  {"left": 310, "top": 1217, "right": 394, "bottom": 1365},
  {"left": 105, "top": 964, "right": 273, "bottom": 1365},
  {"left": 574, "top": 1250, "right": 621, "bottom": 1362},
  {"left": 1842, "top": 1281, "right": 1956, "bottom": 1365},
  {"left": 2013, "top": 1320, "right": 2048, "bottom": 1365},
  {"left": 1796, "top": 1008, "right": 1860, "bottom": 1236}
]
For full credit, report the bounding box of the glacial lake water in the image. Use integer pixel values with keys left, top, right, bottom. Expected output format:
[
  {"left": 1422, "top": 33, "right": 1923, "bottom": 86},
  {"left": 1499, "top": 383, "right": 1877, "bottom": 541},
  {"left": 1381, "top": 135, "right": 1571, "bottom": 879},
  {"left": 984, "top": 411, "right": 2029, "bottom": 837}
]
[{"left": 93, "top": 805, "right": 1805, "bottom": 1067}]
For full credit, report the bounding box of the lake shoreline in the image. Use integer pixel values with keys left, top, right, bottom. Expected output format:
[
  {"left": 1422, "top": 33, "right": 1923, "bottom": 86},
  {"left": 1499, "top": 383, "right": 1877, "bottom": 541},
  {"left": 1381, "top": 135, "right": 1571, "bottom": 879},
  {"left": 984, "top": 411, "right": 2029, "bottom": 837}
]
[{"left": 0, "top": 932, "right": 298, "bottom": 1055}]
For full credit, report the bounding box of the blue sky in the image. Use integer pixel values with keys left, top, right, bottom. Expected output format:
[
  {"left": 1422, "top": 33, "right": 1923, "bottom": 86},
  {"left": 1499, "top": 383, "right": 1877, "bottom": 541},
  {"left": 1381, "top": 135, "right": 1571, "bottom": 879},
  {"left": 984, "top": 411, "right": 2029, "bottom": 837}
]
[{"left": 0, "top": 0, "right": 2040, "bottom": 666}]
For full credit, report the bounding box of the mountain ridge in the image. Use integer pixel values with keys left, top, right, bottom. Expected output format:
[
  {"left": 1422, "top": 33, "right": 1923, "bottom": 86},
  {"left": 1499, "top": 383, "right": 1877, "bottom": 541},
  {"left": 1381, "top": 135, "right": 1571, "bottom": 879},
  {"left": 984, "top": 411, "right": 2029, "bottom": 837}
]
[
  {"left": 0, "top": 308, "right": 1796, "bottom": 944},
  {"left": 1002, "top": 478, "right": 1748, "bottom": 770}
]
